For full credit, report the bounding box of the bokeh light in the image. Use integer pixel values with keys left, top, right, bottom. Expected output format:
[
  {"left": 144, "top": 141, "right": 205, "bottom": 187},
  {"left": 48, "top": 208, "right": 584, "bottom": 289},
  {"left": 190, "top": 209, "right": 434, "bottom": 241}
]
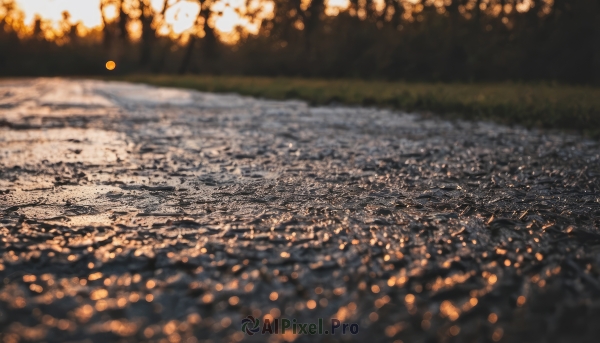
[{"left": 105, "top": 61, "right": 116, "bottom": 71}]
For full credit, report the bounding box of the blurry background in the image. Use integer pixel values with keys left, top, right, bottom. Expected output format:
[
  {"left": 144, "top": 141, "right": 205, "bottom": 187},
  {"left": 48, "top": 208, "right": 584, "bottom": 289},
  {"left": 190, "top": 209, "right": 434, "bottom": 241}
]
[{"left": 0, "top": 0, "right": 598, "bottom": 83}]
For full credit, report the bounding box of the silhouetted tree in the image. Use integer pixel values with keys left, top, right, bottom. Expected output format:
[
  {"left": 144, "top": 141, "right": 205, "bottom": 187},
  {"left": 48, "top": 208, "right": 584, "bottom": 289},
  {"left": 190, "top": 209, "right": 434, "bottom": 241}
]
[
  {"left": 118, "top": 0, "right": 129, "bottom": 41},
  {"left": 139, "top": 0, "right": 156, "bottom": 66},
  {"left": 179, "top": 0, "right": 218, "bottom": 74}
]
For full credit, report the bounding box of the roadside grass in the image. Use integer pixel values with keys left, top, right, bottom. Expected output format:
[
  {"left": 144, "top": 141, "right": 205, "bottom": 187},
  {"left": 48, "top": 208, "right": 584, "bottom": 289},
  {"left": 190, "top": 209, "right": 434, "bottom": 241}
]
[{"left": 114, "top": 75, "right": 600, "bottom": 137}]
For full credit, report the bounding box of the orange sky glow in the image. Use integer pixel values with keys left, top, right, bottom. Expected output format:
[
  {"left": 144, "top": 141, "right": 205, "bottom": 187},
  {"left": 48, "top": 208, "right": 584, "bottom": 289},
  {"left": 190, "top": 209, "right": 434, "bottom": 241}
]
[
  {"left": 11, "top": 0, "right": 541, "bottom": 41},
  {"left": 14, "top": 0, "right": 349, "bottom": 39},
  {"left": 14, "top": 0, "right": 282, "bottom": 38}
]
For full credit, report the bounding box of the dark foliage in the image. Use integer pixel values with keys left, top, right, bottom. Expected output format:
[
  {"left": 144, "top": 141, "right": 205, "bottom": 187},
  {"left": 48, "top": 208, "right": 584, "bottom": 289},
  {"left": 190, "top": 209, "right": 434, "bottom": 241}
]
[{"left": 0, "top": 0, "right": 599, "bottom": 83}]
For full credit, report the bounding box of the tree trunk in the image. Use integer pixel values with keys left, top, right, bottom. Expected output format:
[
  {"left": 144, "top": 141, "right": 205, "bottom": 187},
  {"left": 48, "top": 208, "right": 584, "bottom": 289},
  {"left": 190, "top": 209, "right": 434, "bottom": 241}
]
[
  {"left": 179, "top": 2, "right": 217, "bottom": 74},
  {"left": 178, "top": 36, "right": 196, "bottom": 74},
  {"left": 139, "top": 0, "right": 156, "bottom": 66},
  {"left": 100, "top": 1, "right": 112, "bottom": 49},
  {"left": 118, "top": 0, "right": 129, "bottom": 42}
]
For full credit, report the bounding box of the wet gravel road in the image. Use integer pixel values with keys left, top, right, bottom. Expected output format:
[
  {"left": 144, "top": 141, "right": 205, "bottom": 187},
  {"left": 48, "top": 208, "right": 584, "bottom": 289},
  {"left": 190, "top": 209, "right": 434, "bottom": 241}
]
[{"left": 0, "top": 78, "right": 599, "bottom": 343}]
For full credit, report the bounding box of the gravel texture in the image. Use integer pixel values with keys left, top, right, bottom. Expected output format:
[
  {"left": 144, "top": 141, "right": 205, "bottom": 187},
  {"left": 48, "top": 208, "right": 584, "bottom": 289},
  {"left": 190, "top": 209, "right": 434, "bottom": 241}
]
[{"left": 0, "top": 78, "right": 599, "bottom": 343}]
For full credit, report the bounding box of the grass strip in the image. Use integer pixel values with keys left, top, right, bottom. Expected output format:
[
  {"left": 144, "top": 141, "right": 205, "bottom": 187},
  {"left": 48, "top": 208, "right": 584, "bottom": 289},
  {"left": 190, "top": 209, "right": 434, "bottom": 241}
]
[{"left": 113, "top": 75, "right": 600, "bottom": 137}]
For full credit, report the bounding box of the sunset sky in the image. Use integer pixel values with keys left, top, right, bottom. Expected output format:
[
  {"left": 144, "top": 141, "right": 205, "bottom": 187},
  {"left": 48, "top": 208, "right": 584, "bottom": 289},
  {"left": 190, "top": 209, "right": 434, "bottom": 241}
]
[
  {"left": 14, "top": 0, "right": 352, "bottom": 36},
  {"left": 14, "top": 0, "right": 249, "bottom": 36},
  {"left": 18, "top": 0, "right": 104, "bottom": 28}
]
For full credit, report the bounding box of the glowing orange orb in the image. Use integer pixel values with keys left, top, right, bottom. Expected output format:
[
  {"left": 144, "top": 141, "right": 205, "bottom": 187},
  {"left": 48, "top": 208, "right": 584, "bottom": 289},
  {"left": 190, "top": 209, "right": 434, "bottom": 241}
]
[{"left": 105, "top": 61, "right": 116, "bottom": 71}]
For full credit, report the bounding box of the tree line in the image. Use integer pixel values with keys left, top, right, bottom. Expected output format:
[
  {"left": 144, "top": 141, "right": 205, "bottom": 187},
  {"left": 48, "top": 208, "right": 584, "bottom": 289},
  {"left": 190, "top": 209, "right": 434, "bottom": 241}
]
[{"left": 0, "top": 0, "right": 599, "bottom": 83}]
